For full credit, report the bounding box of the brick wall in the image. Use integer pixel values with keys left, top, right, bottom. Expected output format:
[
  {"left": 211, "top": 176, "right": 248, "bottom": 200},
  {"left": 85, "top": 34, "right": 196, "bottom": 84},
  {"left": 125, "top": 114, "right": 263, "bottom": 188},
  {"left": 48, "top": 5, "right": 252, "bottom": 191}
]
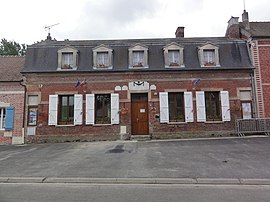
[
  {"left": 0, "top": 82, "right": 25, "bottom": 144},
  {"left": 24, "top": 70, "right": 252, "bottom": 143}
]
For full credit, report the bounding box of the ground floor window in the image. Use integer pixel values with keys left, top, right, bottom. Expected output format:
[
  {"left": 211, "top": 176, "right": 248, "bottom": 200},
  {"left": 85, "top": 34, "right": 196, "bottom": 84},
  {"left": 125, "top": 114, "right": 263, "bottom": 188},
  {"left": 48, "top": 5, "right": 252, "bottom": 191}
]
[
  {"left": 28, "top": 106, "right": 38, "bottom": 126},
  {"left": 95, "top": 94, "right": 111, "bottom": 124},
  {"left": 241, "top": 101, "right": 252, "bottom": 119},
  {"left": 58, "top": 95, "right": 74, "bottom": 125},
  {"left": 168, "top": 92, "right": 185, "bottom": 122},
  {"left": 205, "top": 91, "right": 221, "bottom": 121},
  {"left": 0, "top": 108, "right": 5, "bottom": 129}
]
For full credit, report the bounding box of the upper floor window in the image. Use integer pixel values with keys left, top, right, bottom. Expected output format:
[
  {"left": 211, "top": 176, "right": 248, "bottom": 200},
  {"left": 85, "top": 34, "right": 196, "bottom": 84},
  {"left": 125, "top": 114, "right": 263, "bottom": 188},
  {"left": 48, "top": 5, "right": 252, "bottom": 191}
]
[
  {"left": 198, "top": 43, "right": 220, "bottom": 67},
  {"left": 57, "top": 46, "right": 78, "bottom": 70},
  {"left": 128, "top": 44, "right": 148, "bottom": 69},
  {"left": 163, "top": 43, "right": 184, "bottom": 68},
  {"left": 93, "top": 45, "right": 113, "bottom": 69}
]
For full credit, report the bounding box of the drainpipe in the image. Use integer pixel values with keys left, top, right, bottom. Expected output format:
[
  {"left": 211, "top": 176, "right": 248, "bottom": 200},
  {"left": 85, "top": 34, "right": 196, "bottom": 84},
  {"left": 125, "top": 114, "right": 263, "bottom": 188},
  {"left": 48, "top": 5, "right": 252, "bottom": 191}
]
[{"left": 20, "top": 77, "right": 27, "bottom": 144}]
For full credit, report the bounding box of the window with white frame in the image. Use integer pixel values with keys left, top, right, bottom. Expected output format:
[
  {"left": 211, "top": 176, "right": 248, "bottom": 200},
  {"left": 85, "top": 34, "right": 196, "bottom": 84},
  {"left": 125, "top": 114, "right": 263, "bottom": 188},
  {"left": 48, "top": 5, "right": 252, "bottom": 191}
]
[
  {"left": 128, "top": 44, "right": 148, "bottom": 68},
  {"left": 86, "top": 93, "right": 119, "bottom": 125},
  {"left": 198, "top": 43, "right": 220, "bottom": 67},
  {"left": 159, "top": 92, "right": 193, "bottom": 123},
  {"left": 163, "top": 43, "right": 184, "bottom": 68},
  {"left": 27, "top": 95, "right": 39, "bottom": 126},
  {"left": 57, "top": 46, "right": 78, "bottom": 70},
  {"left": 48, "top": 94, "right": 83, "bottom": 126},
  {"left": 93, "top": 45, "right": 113, "bottom": 69},
  {"left": 0, "top": 108, "right": 6, "bottom": 129},
  {"left": 196, "top": 91, "right": 230, "bottom": 122}
]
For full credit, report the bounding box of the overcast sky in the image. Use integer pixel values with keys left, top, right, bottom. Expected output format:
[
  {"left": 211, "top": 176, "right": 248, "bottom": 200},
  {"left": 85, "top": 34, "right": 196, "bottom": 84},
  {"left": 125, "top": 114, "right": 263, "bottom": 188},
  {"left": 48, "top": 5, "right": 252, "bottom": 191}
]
[{"left": 1, "top": 0, "right": 270, "bottom": 45}]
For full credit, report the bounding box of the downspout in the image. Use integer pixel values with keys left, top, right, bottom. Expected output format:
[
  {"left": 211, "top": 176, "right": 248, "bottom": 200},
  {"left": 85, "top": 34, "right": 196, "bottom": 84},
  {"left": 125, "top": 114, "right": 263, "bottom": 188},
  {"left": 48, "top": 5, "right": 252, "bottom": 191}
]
[{"left": 20, "top": 76, "right": 27, "bottom": 144}]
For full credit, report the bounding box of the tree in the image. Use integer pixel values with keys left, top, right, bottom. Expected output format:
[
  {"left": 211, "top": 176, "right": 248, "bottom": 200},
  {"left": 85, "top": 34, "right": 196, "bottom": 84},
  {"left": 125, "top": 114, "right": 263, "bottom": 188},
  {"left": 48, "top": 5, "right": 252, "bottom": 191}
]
[{"left": 0, "top": 38, "right": 27, "bottom": 56}]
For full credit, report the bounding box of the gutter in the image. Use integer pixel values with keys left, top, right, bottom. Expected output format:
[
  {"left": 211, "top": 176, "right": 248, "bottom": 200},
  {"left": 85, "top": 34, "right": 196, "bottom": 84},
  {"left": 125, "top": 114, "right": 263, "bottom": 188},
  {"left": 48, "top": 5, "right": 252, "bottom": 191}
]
[{"left": 19, "top": 78, "right": 27, "bottom": 144}]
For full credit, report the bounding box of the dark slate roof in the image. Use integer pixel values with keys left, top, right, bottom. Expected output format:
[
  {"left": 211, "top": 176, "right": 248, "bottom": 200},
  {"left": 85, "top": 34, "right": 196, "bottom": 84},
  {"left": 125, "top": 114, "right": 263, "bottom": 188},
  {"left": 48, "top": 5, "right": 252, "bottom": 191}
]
[
  {"left": 240, "top": 22, "right": 270, "bottom": 38},
  {"left": 23, "top": 37, "right": 252, "bottom": 73},
  {"left": 0, "top": 56, "right": 25, "bottom": 81}
]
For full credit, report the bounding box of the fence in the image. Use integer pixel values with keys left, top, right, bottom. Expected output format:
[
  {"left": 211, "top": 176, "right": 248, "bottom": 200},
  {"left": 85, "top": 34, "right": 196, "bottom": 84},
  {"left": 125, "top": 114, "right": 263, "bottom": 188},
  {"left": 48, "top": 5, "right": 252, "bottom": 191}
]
[{"left": 235, "top": 118, "right": 270, "bottom": 136}]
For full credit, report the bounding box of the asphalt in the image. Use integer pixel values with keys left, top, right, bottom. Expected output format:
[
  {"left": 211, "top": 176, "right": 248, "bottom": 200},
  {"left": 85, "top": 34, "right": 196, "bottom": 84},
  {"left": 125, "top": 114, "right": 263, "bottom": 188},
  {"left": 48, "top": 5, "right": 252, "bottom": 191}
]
[{"left": 0, "top": 136, "right": 270, "bottom": 185}]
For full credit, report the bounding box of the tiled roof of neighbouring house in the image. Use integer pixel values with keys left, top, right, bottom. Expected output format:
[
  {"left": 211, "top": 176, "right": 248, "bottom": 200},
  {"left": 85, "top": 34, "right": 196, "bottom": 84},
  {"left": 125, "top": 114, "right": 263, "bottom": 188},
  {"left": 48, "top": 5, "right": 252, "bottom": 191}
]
[
  {"left": 240, "top": 22, "right": 270, "bottom": 37},
  {"left": 0, "top": 56, "right": 25, "bottom": 81}
]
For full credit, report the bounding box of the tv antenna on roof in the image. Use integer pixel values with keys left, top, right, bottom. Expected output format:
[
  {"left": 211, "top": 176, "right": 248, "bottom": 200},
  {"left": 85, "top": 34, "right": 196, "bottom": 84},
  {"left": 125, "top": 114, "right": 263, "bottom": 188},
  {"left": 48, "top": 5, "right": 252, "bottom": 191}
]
[{"left": 45, "top": 23, "right": 60, "bottom": 35}]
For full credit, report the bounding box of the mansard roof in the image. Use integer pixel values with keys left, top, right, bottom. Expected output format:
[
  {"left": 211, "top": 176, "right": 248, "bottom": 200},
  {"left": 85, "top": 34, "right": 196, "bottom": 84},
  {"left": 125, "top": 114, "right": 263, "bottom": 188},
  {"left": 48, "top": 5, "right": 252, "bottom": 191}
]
[{"left": 23, "top": 37, "right": 252, "bottom": 73}]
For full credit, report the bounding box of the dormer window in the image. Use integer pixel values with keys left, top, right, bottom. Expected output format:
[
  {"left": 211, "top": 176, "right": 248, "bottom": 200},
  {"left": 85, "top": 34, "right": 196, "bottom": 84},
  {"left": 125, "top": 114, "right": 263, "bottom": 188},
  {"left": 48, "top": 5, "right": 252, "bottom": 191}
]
[
  {"left": 129, "top": 44, "right": 148, "bottom": 69},
  {"left": 57, "top": 46, "right": 78, "bottom": 70},
  {"left": 93, "top": 45, "right": 113, "bottom": 69},
  {"left": 198, "top": 43, "right": 220, "bottom": 67},
  {"left": 163, "top": 43, "right": 184, "bottom": 68}
]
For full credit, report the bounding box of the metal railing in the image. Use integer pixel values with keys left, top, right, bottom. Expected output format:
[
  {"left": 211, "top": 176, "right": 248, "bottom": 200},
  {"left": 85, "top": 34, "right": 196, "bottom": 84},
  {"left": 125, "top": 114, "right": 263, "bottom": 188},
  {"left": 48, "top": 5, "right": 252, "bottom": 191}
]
[{"left": 235, "top": 118, "right": 270, "bottom": 136}]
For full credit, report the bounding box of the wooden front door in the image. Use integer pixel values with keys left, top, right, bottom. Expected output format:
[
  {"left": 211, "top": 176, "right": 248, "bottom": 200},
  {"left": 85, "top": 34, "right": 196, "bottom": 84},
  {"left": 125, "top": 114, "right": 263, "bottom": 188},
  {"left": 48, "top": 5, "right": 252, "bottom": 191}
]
[{"left": 131, "top": 93, "right": 149, "bottom": 135}]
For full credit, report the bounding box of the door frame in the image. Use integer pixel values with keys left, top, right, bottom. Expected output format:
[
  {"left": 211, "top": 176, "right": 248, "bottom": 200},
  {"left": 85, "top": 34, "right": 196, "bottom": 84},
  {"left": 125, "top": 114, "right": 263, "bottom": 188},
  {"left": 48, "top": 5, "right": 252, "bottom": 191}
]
[{"left": 131, "top": 93, "right": 149, "bottom": 135}]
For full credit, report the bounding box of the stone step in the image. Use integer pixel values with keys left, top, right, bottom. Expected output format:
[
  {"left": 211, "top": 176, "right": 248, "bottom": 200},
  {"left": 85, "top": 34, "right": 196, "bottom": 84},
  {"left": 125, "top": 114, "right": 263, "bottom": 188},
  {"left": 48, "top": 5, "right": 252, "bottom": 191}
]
[{"left": 130, "top": 135, "right": 151, "bottom": 141}]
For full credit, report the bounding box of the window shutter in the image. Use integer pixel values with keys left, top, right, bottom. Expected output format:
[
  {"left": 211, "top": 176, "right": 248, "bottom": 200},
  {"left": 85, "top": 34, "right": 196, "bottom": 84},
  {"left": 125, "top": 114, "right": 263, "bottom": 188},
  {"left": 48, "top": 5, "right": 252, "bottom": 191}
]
[
  {"left": 74, "top": 94, "right": 83, "bottom": 125},
  {"left": 159, "top": 92, "right": 169, "bottom": 123},
  {"left": 5, "top": 106, "right": 14, "bottom": 130},
  {"left": 111, "top": 93, "right": 119, "bottom": 124},
  {"left": 86, "top": 94, "right": 95, "bottom": 125},
  {"left": 220, "top": 91, "right": 231, "bottom": 122},
  {"left": 48, "top": 95, "right": 58, "bottom": 125},
  {"left": 196, "top": 91, "right": 206, "bottom": 122},
  {"left": 184, "top": 92, "right": 194, "bottom": 122}
]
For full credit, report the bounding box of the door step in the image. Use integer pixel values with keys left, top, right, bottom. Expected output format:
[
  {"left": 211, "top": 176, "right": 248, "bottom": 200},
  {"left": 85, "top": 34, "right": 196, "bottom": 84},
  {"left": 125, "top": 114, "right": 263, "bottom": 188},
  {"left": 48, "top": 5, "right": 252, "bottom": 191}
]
[{"left": 130, "top": 135, "right": 151, "bottom": 141}]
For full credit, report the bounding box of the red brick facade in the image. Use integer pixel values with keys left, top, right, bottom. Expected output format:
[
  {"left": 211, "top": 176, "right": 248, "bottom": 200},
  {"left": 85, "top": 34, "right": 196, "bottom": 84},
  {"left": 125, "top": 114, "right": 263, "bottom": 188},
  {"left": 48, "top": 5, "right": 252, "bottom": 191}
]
[{"left": 24, "top": 70, "right": 253, "bottom": 143}]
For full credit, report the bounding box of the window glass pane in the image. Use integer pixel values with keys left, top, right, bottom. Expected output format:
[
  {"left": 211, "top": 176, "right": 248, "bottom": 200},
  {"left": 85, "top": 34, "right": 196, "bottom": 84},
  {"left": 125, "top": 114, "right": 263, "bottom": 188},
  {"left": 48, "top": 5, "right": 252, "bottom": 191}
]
[
  {"left": 205, "top": 92, "right": 221, "bottom": 120},
  {"left": 62, "top": 53, "right": 73, "bottom": 68},
  {"left": 97, "top": 52, "right": 109, "bottom": 67},
  {"left": 59, "top": 95, "right": 74, "bottom": 124},
  {"left": 203, "top": 50, "right": 215, "bottom": 64},
  {"left": 168, "top": 93, "right": 184, "bottom": 122},
  {"left": 28, "top": 107, "right": 38, "bottom": 126},
  {"left": 0, "top": 108, "right": 6, "bottom": 129},
  {"left": 95, "top": 94, "right": 111, "bottom": 124},
  {"left": 132, "top": 51, "right": 144, "bottom": 66},
  {"left": 168, "top": 50, "right": 180, "bottom": 65}
]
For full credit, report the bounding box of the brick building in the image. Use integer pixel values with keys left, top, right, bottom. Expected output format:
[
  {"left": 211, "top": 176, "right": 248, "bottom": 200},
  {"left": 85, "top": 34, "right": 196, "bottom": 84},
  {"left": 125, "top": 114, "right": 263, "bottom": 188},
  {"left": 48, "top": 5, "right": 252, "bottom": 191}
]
[
  {"left": 22, "top": 28, "right": 253, "bottom": 143},
  {"left": 226, "top": 10, "right": 270, "bottom": 118},
  {"left": 0, "top": 56, "right": 25, "bottom": 144}
]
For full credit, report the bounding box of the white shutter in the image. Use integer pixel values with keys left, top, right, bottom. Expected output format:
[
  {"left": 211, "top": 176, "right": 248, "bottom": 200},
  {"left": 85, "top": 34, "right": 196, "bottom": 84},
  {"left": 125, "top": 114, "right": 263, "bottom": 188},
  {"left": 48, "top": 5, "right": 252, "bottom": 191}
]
[
  {"left": 159, "top": 92, "right": 169, "bottom": 123},
  {"left": 111, "top": 93, "right": 119, "bottom": 124},
  {"left": 86, "top": 94, "right": 95, "bottom": 125},
  {"left": 48, "top": 95, "right": 58, "bottom": 125},
  {"left": 196, "top": 91, "right": 206, "bottom": 122},
  {"left": 184, "top": 92, "right": 194, "bottom": 122},
  {"left": 220, "top": 91, "right": 231, "bottom": 122},
  {"left": 74, "top": 94, "right": 83, "bottom": 125}
]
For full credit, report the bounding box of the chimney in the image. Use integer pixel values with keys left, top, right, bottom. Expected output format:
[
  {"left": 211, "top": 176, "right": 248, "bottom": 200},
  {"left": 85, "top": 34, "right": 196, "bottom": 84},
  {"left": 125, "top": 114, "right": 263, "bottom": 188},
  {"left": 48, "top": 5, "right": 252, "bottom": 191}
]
[
  {"left": 242, "top": 9, "right": 250, "bottom": 30},
  {"left": 175, "top": 27, "right": 185, "bottom": 38},
  {"left": 225, "top": 17, "right": 240, "bottom": 38}
]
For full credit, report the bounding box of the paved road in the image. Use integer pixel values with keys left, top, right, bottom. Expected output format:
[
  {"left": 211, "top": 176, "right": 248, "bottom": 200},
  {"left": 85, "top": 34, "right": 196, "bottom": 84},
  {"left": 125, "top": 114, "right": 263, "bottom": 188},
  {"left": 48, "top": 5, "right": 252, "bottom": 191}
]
[
  {"left": 0, "top": 136, "right": 270, "bottom": 179},
  {"left": 0, "top": 183, "right": 270, "bottom": 202}
]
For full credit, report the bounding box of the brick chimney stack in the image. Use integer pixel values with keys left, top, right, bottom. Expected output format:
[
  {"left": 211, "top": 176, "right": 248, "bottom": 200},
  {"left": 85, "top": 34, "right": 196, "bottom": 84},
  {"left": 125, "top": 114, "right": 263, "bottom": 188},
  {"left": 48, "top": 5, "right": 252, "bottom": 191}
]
[
  {"left": 242, "top": 9, "right": 250, "bottom": 30},
  {"left": 175, "top": 27, "right": 185, "bottom": 38}
]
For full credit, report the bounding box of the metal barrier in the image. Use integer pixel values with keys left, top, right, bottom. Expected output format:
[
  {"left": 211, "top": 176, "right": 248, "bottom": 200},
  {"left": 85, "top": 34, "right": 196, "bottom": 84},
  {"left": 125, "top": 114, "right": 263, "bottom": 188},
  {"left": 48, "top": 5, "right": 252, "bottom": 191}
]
[{"left": 235, "top": 118, "right": 270, "bottom": 136}]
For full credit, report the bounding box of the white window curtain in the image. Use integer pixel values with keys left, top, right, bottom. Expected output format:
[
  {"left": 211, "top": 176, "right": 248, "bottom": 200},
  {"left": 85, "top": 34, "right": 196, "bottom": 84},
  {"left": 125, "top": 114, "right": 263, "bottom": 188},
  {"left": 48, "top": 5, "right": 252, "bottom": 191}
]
[
  {"left": 132, "top": 51, "right": 144, "bottom": 66},
  {"left": 97, "top": 52, "right": 109, "bottom": 67},
  {"left": 62, "top": 53, "right": 73, "bottom": 67},
  {"left": 168, "top": 50, "right": 180, "bottom": 65},
  {"left": 0, "top": 108, "right": 5, "bottom": 129},
  {"left": 203, "top": 50, "right": 215, "bottom": 64}
]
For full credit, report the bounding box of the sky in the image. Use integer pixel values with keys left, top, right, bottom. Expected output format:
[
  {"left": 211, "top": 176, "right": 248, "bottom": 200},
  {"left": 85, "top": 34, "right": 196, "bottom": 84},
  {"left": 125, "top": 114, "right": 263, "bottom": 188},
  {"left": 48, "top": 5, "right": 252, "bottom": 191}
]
[{"left": 1, "top": 0, "right": 270, "bottom": 45}]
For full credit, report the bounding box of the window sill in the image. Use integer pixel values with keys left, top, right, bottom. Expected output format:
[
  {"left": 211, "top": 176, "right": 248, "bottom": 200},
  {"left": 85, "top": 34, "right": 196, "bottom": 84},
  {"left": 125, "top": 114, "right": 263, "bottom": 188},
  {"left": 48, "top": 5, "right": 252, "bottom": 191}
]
[
  {"left": 129, "top": 65, "right": 149, "bottom": 69},
  {"left": 165, "top": 65, "right": 185, "bottom": 68},
  {"left": 168, "top": 122, "right": 187, "bottom": 125},
  {"left": 57, "top": 67, "right": 77, "bottom": 71},
  {"left": 93, "top": 66, "right": 113, "bottom": 70},
  {"left": 93, "top": 124, "right": 112, "bottom": 127},
  {"left": 205, "top": 121, "right": 224, "bottom": 124},
  {"left": 56, "top": 124, "right": 75, "bottom": 127}
]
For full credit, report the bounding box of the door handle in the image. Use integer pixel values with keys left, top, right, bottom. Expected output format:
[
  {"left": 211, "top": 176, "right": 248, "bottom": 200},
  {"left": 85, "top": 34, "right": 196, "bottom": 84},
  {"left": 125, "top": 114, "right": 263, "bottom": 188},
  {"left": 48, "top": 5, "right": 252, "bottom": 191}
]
[{"left": 137, "top": 118, "right": 139, "bottom": 122}]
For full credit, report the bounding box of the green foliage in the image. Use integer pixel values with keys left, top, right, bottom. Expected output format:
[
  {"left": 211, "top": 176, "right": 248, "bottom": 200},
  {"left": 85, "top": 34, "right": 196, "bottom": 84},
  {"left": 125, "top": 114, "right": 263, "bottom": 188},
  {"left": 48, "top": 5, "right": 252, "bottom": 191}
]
[{"left": 0, "top": 38, "right": 27, "bottom": 56}]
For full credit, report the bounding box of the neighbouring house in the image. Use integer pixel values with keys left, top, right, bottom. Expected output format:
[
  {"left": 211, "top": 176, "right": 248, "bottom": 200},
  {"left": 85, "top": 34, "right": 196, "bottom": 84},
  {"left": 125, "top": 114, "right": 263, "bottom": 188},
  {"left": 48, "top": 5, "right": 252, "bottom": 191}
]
[
  {"left": 22, "top": 27, "right": 253, "bottom": 143},
  {"left": 226, "top": 10, "right": 270, "bottom": 118},
  {"left": 0, "top": 56, "right": 25, "bottom": 144}
]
